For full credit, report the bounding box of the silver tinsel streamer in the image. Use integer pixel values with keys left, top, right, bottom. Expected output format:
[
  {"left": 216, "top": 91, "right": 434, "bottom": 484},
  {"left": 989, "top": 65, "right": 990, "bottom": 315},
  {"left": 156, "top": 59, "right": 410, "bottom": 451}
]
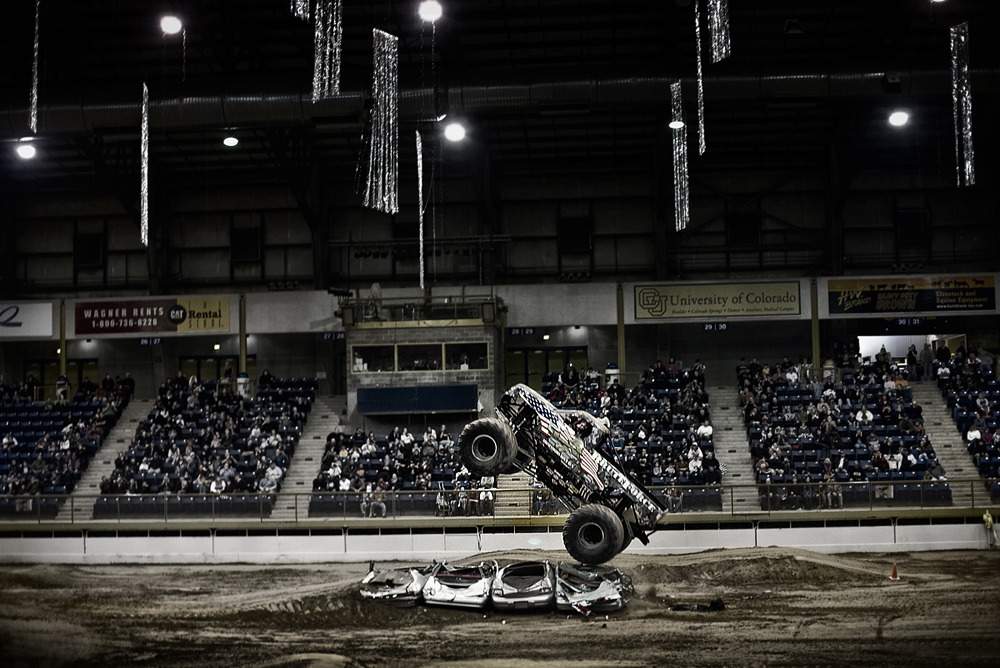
[
  {"left": 312, "top": 0, "right": 343, "bottom": 101},
  {"left": 950, "top": 23, "right": 975, "bottom": 187},
  {"left": 362, "top": 30, "right": 399, "bottom": 214},
  {"left": 707, "top": 0, "right": 731, "bottom": 63},
  {"left": 140, "top": 83, "right": 150, "bottom": 247},
  {"left": 671, "top": 82, "right": 689, "bottom": 232},
  {"left": 416, "top": 130, "right": 426, "bottom": 289},
  {"left": 291, "top": 0, "right": 310, "bottom": 21},
  {"left": 694, "top": 0, "right": 706, "bottom": 155},
  {"left": 29, "top": 0, "right": 40, "bottom": 133}
]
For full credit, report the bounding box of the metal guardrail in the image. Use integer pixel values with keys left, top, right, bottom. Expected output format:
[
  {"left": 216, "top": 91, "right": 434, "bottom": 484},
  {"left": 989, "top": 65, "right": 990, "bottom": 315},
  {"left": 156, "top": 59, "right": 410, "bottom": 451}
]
[{"left": 0, "top": 479, "right": 996, "bottom": 527}]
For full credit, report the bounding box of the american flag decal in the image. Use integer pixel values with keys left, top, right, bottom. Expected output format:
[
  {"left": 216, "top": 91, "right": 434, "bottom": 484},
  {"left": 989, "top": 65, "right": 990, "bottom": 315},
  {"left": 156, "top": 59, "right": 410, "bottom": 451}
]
[{"left": 580, "top": 447, "right": 605, "bottom": 490}]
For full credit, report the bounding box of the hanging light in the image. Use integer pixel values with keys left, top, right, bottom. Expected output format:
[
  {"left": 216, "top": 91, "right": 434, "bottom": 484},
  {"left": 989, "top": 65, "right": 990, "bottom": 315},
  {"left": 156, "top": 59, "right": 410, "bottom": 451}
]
[
  {"left": 16, "top": 143, "right": 36, "bottom": 159},
  {"left": 668, "top": 120, "right": 685, "bottom": 129},
  {"left": 889, "top": 111, "right": 909, "bottom": 127},
  {"left": 444, "top": 122, "right": 466, "bottom": 142},
  {"left": 223, "top": 136, "right": 239, "bottom": 147},
  {"left": 418, "top": 1, "right": 443, "bottom": 22},
  {"left": 160, "top": 16, "right": 182, "bottom": 35}
]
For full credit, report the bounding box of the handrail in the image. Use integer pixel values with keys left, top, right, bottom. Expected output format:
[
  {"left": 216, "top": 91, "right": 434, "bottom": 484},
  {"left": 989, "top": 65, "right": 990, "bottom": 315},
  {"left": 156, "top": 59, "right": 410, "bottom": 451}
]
[{"left": 0, "top": 478, "right": 996, "bottom": 528}]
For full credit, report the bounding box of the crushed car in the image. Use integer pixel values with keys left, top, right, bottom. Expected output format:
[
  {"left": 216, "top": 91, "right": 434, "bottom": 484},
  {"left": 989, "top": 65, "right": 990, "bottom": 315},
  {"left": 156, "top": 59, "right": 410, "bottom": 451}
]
[
  {"left": 422, "top": 560, "right": 498, "bottom": 610},
  {"left": 458, "top": 383, "right": 667, "bottom": 564},
  {"left": 555, "top": 561, "right": 633, "bottom": 615},
  {"left": 490, "top": 560, "right": 555, "bottom": 611},
  {"left": 360, "top": 562, "right": 436, "bottom": 607}
]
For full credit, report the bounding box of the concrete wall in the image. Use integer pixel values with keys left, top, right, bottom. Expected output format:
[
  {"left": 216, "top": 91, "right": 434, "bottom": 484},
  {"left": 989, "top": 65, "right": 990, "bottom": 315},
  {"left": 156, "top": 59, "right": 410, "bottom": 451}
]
[{"left": 0, "top": 521, "right": 988, "bottom": 564}]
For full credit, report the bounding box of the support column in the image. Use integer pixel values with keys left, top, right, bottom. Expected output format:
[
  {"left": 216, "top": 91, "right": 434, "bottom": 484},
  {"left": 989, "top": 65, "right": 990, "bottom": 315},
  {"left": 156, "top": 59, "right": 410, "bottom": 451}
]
[
  {"left": 616, "top": 283, "right": 626, "bottom": 383},
  {"left": 811, "top": 278, "right": 821, "bottom": 382},
  {"left": 59, "top": 300, "right": 67, "bottom": 378},
  {"left": 239, "top": 293, "right": 247, "bottom": 375}
]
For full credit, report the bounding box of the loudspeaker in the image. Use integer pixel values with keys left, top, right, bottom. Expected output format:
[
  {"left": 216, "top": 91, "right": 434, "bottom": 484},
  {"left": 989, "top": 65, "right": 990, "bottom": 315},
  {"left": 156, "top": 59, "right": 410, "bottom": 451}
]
[
  {"left": 481, "top": 302, "right": 496, "bottom": 323},
  {"left": 340, "top": 306, "right": 355, "bottom": 327}
]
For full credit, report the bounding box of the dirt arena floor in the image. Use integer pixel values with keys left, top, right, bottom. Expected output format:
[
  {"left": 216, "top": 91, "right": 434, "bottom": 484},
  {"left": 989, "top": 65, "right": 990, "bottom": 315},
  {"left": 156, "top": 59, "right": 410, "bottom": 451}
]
[{"left": 1, "top": 547, "right": 998, "bottom": 668}]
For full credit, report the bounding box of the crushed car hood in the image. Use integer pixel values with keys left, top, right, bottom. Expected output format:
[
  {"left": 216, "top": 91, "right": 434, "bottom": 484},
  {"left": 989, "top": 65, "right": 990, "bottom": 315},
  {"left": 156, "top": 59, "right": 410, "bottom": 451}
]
[{"left": 555, "top": 561, "right": 633, "bottom": 614}]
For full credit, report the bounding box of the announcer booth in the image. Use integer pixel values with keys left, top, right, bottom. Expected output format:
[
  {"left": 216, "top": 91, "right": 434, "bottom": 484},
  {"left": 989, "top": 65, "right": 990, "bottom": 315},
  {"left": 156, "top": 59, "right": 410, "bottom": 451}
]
[{"left": 342, "top": 293, "right": 504, "bottom": 432}]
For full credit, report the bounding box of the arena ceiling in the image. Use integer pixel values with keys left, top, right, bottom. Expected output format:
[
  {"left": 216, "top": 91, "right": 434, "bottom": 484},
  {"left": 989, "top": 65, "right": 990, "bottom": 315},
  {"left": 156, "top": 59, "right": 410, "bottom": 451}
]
[{"left": 0, "top": 0, "right": 995, "bottom": 195}]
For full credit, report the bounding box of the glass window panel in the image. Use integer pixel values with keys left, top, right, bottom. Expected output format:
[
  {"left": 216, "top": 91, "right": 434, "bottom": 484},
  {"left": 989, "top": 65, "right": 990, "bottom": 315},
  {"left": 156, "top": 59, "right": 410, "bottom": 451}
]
[
  {"left": 397, "top": 344, "right": 442, "bottom": 371},
  {"left": 352, "top": 345, "right": 395, "bottom": 373},
  {"left": 446, "top": 342, "right": 489, "bottom": 370}
]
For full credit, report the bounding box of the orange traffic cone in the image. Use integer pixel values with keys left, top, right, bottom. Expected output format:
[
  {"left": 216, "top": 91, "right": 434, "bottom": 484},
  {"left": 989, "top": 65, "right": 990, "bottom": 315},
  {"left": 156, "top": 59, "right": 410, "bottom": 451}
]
[{"left": 889, "top": 563, "right": 899, "bottom": 581}]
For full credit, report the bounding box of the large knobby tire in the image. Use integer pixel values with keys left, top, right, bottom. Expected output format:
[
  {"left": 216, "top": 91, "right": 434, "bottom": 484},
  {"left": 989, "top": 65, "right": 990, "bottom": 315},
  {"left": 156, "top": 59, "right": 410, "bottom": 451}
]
[
  {"left": 563, "top": 504, "right": 625, "bottom": 565},
  {"left": 458, "top": 418, "right": 517, "bottom": 477}
]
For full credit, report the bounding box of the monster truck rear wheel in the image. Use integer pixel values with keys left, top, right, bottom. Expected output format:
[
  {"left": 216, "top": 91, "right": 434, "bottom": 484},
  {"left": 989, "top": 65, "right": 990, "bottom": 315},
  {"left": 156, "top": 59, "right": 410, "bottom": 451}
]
[
  {"left": 563, "top": 504, "right": 625, "bottom": 565},
  {"left": 458, "top": 418, "right": 517, "bottom": 477}
]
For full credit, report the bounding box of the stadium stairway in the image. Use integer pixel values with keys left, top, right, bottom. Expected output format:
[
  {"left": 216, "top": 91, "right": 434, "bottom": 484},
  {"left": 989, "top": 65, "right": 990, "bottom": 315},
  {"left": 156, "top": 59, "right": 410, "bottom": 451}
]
[
  {"left": 711, "top": 384, "right": 762, "bottom": 515},
  {"left": 58, "top": 397, "right": 154, "bottom": 521},
  {"left": 909, "top": 381, "right": 972, "bottom": 506},
  {"left": 494, "top": 471, "right": 534, "bottom": 517},
  {"left": 270, "top": 394, "right": 347, "bottom": 521}
]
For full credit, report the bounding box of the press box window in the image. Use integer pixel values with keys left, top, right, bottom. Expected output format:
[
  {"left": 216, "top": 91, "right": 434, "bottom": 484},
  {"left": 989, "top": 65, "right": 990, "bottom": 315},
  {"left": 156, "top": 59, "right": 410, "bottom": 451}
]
[
  {"left": 352, "top": 345, "right": 394, "bottom": 373},
  {"left": 397, "top": 344, "right": 443, "bottom": 371},
  {"left": 446, "top": 343, "right": 489, "bottom": 370}
]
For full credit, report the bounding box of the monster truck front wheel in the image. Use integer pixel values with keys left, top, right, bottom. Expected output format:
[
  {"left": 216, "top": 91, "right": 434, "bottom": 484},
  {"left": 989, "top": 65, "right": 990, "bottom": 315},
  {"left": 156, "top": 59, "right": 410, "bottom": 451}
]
[
  {"left": 563, "top": 504, "right": 625, "bottom": 565},
  {"left": 458, "top": 418, "right": 517, "bottom": 477}
]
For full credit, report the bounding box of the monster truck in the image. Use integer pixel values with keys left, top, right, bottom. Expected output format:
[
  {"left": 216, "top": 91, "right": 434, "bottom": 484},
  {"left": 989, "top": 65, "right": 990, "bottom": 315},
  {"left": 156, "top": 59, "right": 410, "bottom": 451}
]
[{"left": 458, "top": 384, "right": 666, "bottom": 564}]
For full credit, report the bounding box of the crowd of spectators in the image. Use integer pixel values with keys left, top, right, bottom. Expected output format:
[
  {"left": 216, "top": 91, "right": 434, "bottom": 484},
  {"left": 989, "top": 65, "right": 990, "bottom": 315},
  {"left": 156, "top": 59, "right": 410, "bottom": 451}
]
[
  {"left": 1, "top": 381, "right": 126, "bottom": 512},
  {"left": 100, "top": 371, "right": 312, "bottom": 502},
  {"left": 738, "top": 350, "right": 949, "bottom": 510},
  {"left": 542, "top": 358, "right": 723, "bottom": 487},
  {"left": 933, "top": 342, "right": 1000, "bottom": 489}
]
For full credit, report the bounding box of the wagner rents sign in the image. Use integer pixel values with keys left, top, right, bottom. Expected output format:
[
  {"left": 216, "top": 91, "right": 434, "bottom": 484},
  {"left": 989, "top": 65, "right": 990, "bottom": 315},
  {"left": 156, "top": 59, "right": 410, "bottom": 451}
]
[
  {"left": 634, "top": 282, "right": 801, "bottom": 319},
  {"left": 75, "top": 297, "right": 230, "bottom": 335}
]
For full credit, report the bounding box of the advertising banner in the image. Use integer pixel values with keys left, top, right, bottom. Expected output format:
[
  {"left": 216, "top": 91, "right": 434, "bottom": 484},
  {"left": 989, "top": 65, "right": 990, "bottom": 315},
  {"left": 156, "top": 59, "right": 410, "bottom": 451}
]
[
  {"left": 75, "top": 296, "right": 230, "bottom": 335},
  {"left": 827, "top": 276, "right": 995, "bottom": 316},
  {"left": 0, "top": 302, "right": 54, "bottom": 338},
  {"left": 634, "top": 282, "right": 801, "bottom": 319}
]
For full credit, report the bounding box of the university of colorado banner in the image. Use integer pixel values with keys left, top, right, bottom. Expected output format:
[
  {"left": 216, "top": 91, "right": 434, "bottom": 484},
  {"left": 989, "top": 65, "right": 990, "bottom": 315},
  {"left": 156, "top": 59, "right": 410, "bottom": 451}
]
[
  {"left": 634, "top": 282, "right": 801, "bottom": 319},
  {"left": 827, "top": 276, "right": 996, "bottom": 315},
  {"left": 75, "top": 297, "right": 230, "bottom": 335}
]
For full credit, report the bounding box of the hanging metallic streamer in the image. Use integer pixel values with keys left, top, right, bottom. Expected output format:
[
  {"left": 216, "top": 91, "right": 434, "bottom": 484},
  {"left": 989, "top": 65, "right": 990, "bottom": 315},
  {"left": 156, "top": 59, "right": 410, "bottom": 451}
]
[
  {"left": 362, "top": 30, "right": 399, "bottom": 214},
  {"left": 694, "top": 0, "right": 706, "bottom": 155},
  {"left": 950, "top": 23, "right": 975, "bottom": 187},
  {"left": 707, "top": 0, "right": 731, "bottom": 63},
  {"left": 416, "top": 131, "right": 426, "bottom": 289},
  {"left": 29, "top": 0, "right": 40, "bottom": 133},
  {"left": 671, "top": 82, "right": 689, "bottom": 232},
  {"left": 140, "top": 83, "right": 150, "bottom": 247},
  {"left": 291, "top": 0, "right": 310, "bottom": 21},
  {"left": 312, "top": 0, "right": 343, "bottom": 101}
]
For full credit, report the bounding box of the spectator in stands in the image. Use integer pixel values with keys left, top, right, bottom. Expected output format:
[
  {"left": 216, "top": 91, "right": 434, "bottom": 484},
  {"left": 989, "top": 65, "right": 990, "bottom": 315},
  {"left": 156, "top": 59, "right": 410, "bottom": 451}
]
[
  {"left": 927, "top": 459, "right": 947, "bottom": 480},
  {"left": 665, "top": 486, "right": 683, "bottom": 513},
  {"left": 479, "top": 488, "right": 494, "bottom": 516},
  {"left": 821, "top": 472, "right": 843, "bottom": 509},
  {"left": 918, "top": 343, "right": 934, "bottom": 381},
  {"left": 855, "top": 405, "right": 874, "bottom": 425}
]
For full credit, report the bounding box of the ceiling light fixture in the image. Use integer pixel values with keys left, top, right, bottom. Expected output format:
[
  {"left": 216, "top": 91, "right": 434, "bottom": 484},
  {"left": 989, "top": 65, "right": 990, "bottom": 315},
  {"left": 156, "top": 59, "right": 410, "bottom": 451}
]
[
  {"left": 213, "top": 343, "right": 221, "bottom": 351},
  {"left": 668, "top": 120, "right": 685, "bottom": 129},
  {"left": 418, "top": 1, "right": 443, "bottom": 22},
  {"left": 16, "top": 144, "right": 36, "bottom": 159},
  {"left": 160, "top": 16, "right": 183, "bottom": 35},
  {"left": 444, "top": 122, "right": 466, "bottom": 142},
  {"left": 889, "top": 111, "right": 909, "bottom": 127},
  {"left": 223, "top": 136, "right": 239, "bottom": 147}
]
